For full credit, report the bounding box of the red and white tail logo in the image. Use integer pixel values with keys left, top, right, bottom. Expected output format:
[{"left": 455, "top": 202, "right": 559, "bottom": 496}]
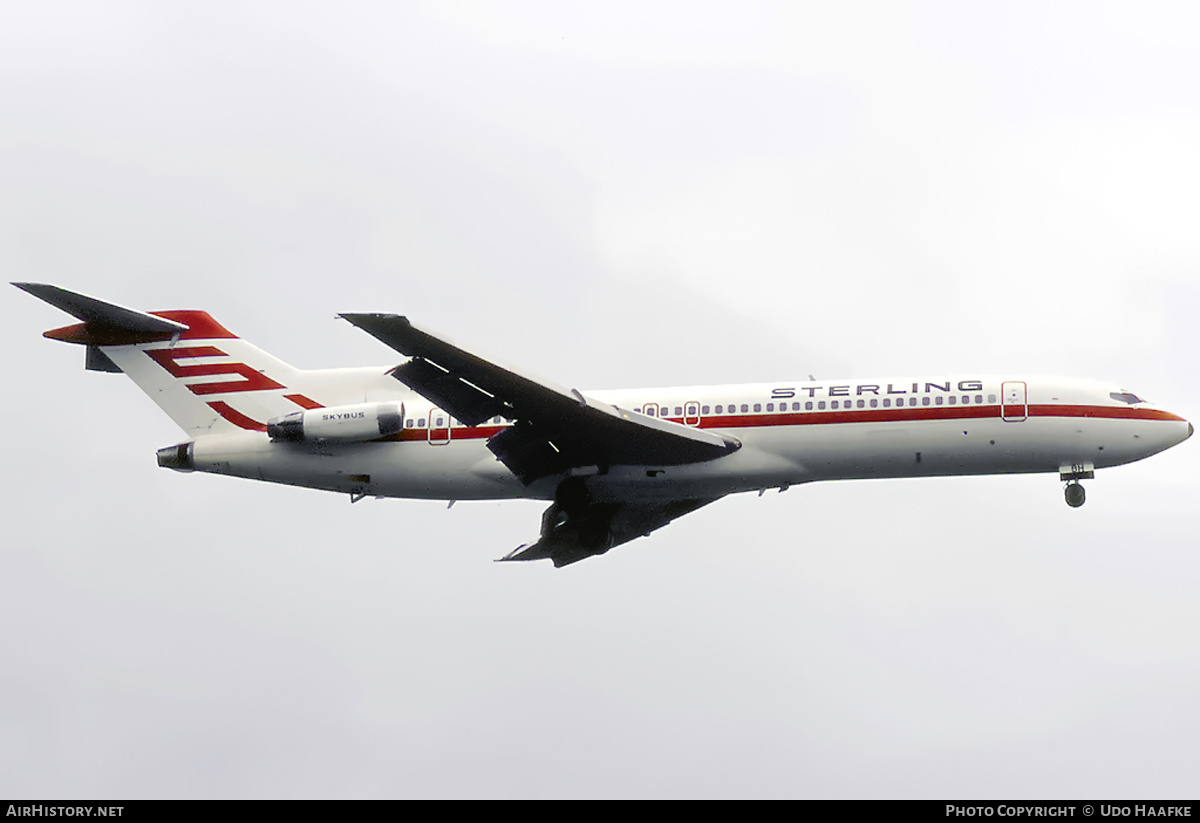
[
  {"left": 96, "top": 310, "right": 324, "bottom": 435},
  {"left": 145, "top": 346, "right": 288, "bottom": 395},
  {"left": 17, "top": 286, "right": 338, "bottom": 436}
]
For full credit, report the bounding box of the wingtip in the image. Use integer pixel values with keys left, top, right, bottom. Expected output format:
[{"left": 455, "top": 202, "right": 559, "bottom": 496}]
[
  {"left": 12, "top": 281, "right": 51, "bottom": 295},
  {"left": 339, "top": 313, "right": 414, "bottom": 341},
  {"left": 339, "top": 312, "right": 409, "bottom": 323}
]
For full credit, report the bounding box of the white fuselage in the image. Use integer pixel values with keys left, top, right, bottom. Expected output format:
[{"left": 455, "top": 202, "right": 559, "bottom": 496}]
[
  {"left": 20, "top": 284, "right": 1190, "bottom": 563},
  {"left": 187, "top": 373, "right": 1192, "bottom": 503}
]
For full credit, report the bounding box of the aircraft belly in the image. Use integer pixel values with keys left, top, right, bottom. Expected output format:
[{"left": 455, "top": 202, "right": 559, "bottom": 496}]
[
  {"left": 183, "top": 412, "right": 1189, "bottom": 506},
  {"left": 190, "top": 435, "right": 525, "bottom": 500},
  {"left": 583, "top": 446, "right": 809, "bottom": 502},
  {"left": 577, "top": 415, "right": 1138, "bottom": 501},
  {"left": 722, "top": 416, "right": 1170, "bottom": 482}
]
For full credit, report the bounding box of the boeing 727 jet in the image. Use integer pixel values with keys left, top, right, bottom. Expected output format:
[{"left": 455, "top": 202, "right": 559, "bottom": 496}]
[{"left": 15, "top": 283, "right": 1193, "bottom": 567}]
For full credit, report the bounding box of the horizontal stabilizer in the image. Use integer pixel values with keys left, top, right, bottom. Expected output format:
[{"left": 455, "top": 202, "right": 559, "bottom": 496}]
[{"left": 13, "top": 282, "right": 189, "bottom": 344}]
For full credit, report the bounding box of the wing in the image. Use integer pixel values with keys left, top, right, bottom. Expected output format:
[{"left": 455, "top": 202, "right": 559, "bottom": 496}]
[
  {"left": 499, "top": 496, "right": 724, "bottom": 568},
  {"left": 339, "top": 313, "right": 740, "bottom": 483}
]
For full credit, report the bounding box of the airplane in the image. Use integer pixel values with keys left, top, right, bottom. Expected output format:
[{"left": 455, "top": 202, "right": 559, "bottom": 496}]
[{"left": 14, "top": 282, "right": 1193, "bottom": 567}]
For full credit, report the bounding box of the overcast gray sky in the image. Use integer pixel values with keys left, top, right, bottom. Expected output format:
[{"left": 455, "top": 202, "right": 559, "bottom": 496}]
[{"left": 2, "top": 0, "right": 1198, "bottom": 799}]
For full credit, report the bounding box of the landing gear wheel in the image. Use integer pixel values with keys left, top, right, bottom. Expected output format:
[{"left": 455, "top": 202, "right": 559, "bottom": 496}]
[{"left": 1064, "top": 482, "right": 1086, "bottom": 508}]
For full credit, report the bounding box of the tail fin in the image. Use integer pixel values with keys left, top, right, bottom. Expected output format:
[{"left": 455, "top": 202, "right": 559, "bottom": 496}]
[{"left": 15, "top": 283, "right": 325, "bottom": 436}]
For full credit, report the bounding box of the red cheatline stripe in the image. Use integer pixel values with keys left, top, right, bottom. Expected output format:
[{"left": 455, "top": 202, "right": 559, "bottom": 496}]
[
  {"left": 385, "top": 404, "right": 1186, "bottom": 441},
  {"left": 1029, "top": 404, "right": 1185, "bottom": 422},
  {"left": 699, "top": 405, "right": 998, "bottom": 428},
  {"left": 689, "top": 404, "right": 1185, "bottom": 428},
  {"left": 202, "top": 402, "right": 1189, "bottom": 441}
]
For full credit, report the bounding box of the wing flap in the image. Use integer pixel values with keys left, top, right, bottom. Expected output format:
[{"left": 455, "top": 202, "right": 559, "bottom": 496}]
[{"left": 388, "top": 357, "right": 508, "bottom": 427}]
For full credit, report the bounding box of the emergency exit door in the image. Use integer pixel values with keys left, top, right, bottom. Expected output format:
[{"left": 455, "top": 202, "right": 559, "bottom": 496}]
[{"left": 1001, "top": 381, "right": 1027, "bottom": 422}]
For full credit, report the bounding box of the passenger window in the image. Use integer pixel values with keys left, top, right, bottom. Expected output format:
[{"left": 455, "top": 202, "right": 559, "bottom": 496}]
[
  {"left": 883, "top": 398, "right": 891, "bottom": 407},
  {"left": 818, "top": 401, "right": 826, "bottom": 410},
  {"left": 753, "top": 403, "right": 761, "bottom": 412},
  {"left": 701, "top": 405, "right": 710, "bottom": 414},
  {"left": 418, "top": 418, "right": 426, "bottom": 427},
  {"left": 975, "top": 395, "right": 983, "bottom": 404},
  {"left": 857, "top": 399, "right": 865, "bottom": 408},
  {"left": 805, "top": 401, "right": 813, "bottom": 411},
  {"left": 741, "top": 404, "right": 749, "bottom": 413}
]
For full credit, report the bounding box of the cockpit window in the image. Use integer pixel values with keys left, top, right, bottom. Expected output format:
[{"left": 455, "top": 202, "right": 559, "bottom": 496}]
[{"left": 1110, "top": 391, "right": 1146, "bottom": 405}]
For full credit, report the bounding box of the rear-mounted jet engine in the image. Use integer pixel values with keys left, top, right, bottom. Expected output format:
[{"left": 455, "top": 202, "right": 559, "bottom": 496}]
[{"left": 267, "top": 402, "right": 404, "bottom": 443}]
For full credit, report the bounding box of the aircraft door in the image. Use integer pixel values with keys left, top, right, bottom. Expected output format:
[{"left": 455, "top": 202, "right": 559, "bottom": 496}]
[
  {"left": 1001, "top": 381, "right": 1027, "bottom": 422},
  {"left": 684, "top": 401, "right": 700, "bottom": 426},
  {"left": 428, "top": 408, "right": 451, "bottom": 445}
]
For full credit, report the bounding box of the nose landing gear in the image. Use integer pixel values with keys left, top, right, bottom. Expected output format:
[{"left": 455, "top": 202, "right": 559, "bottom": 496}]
[{"left": 1059, "top": 463, "right": 1094, "bottom": 508}]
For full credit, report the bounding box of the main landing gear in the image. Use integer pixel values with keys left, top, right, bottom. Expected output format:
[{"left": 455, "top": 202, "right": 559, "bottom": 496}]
[{"left": 1060, "top": 463, "right": 1094, "bottom": 508}]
